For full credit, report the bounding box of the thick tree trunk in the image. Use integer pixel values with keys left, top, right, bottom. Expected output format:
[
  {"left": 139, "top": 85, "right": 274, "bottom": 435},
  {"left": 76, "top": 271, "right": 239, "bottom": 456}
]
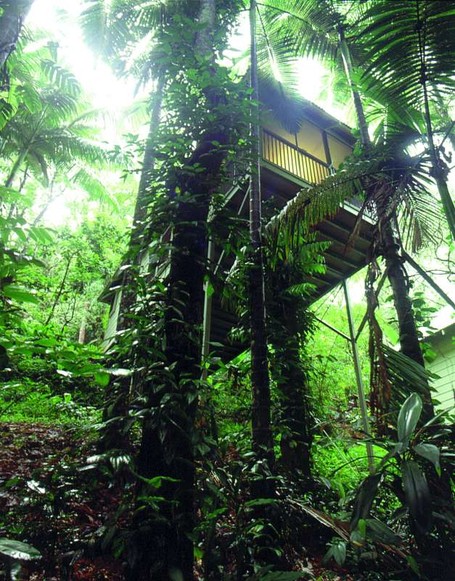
[
  {"left": 132, "top": 137, "right": 226, "bottom": 581},
  {"left": 268, "top": 293, "right": 312, "bottom": 477},
  {"left": 130, "top": 2, "right": 228, "bottom": 578},
  {"left": 379, "top": 220, "right": 434, "bottom": 421},
  {"left": 0, "top": 0, "right": 35, "bottom": 72}
]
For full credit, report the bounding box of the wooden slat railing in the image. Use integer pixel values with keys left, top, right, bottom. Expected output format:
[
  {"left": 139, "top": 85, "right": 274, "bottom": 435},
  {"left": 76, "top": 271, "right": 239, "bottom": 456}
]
[{"left": 262, "top": 129, "right": 330, "bottom": 185}]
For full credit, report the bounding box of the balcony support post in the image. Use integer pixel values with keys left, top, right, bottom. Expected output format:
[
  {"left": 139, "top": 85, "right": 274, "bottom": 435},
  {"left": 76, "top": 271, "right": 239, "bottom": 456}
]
[
  {"left": 201, "top": 237, "right": 215, "bottom": 381},
  {"left": 342, "top": 279, "right": 375, "bottom": 474},
  {"left": 322, "top": 130, "right": 334, "bottom": 174}
]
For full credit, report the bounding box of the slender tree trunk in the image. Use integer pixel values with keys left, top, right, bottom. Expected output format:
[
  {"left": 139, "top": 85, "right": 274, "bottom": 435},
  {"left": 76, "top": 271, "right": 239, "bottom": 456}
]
[
  {"left": 45, "top": 254, "right": 73, "bottom": 326},
  {"left": 423, "top": 96, "right": 455, "bottom": 241},
  {"left": 130, "top": 73, "right": 166, "bottom": 251},
  {"left": 249, "top": 0, "right": 274, "bottom": 466},
  {"left": 5, "top": 149, "right": 29, "bottom": 188},
  {"left": 247, "top": 3, "right": 283, "bottom": 573},
  {"left": 0, "top": 0, "right": 35, "bottom": 73},
  {"left": 98, "top": 76, "right": 166, "bottom": 453},
  {"left": 5, "top": 106, "right": 47, "bottom": 188},
  {"left": 118, "top": 74, "right": 166, "bottom": 327},
  {"left": 338, "top": 27, "right": 370, "bottom": 151}
]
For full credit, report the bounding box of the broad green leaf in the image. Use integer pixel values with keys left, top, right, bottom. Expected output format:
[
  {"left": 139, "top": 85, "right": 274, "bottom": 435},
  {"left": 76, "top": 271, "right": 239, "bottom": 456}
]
[
  {"left": 407, "top": 555, "right": 420, "bottom": 576},
  {"left": 36, "top": 338, "right": 57, "bottom": 347},
  {"left": 397, "top": 393, "right": 422, "bottom": 445},
  {"left": 414, "top": 443, "right": 441, "bottom": 476},
  {"left": 2, "top": 285, "right": 39, "bottom": 304},
  {"left": 323, "top": 540, "right": 347, "bottom": 567},
  {"left": 402, "top": 460, "right": 432, "bottom": 534},
  {"left": 28, "top": 226, "right": 55, "bottom": 245},
  {"left": 365, "top": 519, "right": 402, "bottom": 545},
  {"left": 378, "top": 443, "right": 403, "bottom": 470},
  {"left": 0, "top": 538, "right": 41, "bottom": 561},
  {"left": 350, "top": 473, "right": 382, "bottom": 530}
]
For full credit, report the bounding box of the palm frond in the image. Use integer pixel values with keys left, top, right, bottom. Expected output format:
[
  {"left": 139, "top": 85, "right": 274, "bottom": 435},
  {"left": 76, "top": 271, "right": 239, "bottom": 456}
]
[
  {"left": 70, "top": 167, "right": 120, "bottom": 211},
  {"left": 266, "top": 154, "right": 375, "bottom": 245},
  {"left": 41, "top": 90, "right": 80, "bottom": 122},
  {"left": 358, "top": 0, "right": 455, "bottom": 113},
  {"left": 79, "top": 0, "right": 167, "bottom": 75},
  {"left": 382, "top": 345, "right": 435, "bottom": 413},
  {"left": 36, "top": 130, "right": 109, "bottom": 166},
  {"left": 40, "top": 59, "right": 81, "bottom": 97},
  {"left": 260, "top": 0, "right": 340, "bottom": 63},
  {"left": 258, "top": 73, "right": 310, "bottom": 134}
]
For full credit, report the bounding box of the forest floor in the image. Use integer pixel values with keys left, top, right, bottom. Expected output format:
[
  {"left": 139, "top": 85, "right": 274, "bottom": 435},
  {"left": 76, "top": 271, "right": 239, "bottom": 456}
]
[{"left": 0, "top": 422, "right": 365, "bottom": 580}]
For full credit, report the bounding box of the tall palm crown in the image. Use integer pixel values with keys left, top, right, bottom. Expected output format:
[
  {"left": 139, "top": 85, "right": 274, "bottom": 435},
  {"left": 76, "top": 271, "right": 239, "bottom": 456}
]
[{"left": 358, "top": 0, "right": 455, "bottom": 239}]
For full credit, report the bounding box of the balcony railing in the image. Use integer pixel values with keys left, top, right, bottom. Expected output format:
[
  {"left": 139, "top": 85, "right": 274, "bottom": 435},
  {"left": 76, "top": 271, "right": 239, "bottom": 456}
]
[{"left": 262, "top": 129, "right": 330, "bottom": 185}]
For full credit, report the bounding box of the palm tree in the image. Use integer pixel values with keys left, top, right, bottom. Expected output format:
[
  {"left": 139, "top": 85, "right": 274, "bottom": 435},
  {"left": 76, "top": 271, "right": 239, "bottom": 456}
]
[
  {"left": 258, "top": 0, "right": 453, "bottom": 421},
  {"left": 0, "top": 54, "right": 117, "bottom": 226}
]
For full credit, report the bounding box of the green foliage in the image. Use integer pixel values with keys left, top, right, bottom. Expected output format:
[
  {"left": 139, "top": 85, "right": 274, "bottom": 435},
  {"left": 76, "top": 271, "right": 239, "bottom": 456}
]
[
  {"left": 0, "top": 537, "right": 41, "bottom": 561},
  {"left": 322, "top": 537, "right": 347, "bottom": 567},
  {"left": 350, "top": 393, "right": 453, "bottom": 547},
  {"left": 20, "top": 213, "right": 128, "bottom": 341},
  {"left": 0, "top": 2, "right": 452, "bottom": 579}
]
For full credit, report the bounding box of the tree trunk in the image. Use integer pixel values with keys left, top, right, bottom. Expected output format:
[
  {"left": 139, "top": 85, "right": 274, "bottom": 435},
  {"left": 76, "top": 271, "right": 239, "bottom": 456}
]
[
  {"left": 130, "top": 2, "right": 229, "bottom": 578},
  {"left": 417, "top": 5, "right": 455, "bottom": 242},
  {"left": 249, "top": 0, "right": 274, "bottom": 467},
  {"left": 118, "top": 74, "right": 166, "bottom": 328},
  {"left": 132, "top": 139, "right": 226, "bottom": 581},
  {"left": 130, "top": 73, "right": 166, "bottom": 251},
  {"left": 0, "top": 0, "right": 35, "bottom": 73},
  {"left": 268, "top": 290, "right": 312, "bottom": 477},
  {"left": 380, "top": 221, "right": 435, "bottom": 419},
  {"left": 98, "top": 76, "right": 166, "bottom": 453},
  {"left": 338, "top": 26, "right": 370, "bottom": 150}
]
